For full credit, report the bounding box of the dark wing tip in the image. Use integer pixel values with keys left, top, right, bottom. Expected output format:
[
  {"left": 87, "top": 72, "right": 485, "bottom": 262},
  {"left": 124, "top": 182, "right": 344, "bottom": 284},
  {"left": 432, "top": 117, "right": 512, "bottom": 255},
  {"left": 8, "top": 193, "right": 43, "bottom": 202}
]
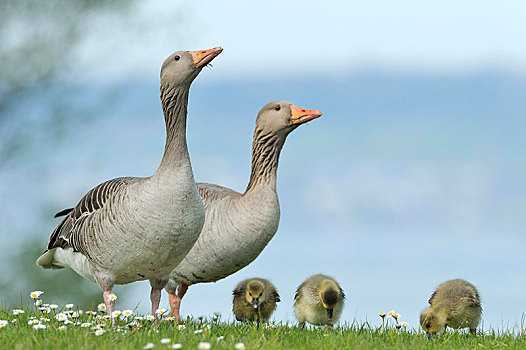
[{"left": 54, "top": 208, "right": 74, "bottom": 218}]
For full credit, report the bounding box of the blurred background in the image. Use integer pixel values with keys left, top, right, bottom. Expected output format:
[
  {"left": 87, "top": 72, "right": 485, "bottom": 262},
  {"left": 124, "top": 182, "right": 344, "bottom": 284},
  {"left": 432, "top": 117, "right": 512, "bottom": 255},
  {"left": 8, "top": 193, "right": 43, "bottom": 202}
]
[{"left": 1, "top": 0, "right": 526, "bottom": 331}]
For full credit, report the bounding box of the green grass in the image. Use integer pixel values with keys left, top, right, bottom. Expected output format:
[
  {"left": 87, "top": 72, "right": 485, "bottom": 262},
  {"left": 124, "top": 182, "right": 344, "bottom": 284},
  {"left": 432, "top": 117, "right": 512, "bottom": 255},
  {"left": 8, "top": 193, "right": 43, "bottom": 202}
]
[{"left": 1, "top": 305, "right": 526, "bottom": 349}]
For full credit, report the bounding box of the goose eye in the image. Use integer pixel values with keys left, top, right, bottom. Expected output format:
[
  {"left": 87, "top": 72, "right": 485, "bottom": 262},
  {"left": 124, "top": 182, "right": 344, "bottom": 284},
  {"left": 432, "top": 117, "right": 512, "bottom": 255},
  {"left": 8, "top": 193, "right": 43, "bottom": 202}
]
[
  {"left": 425, "top": 323, "right": 431, "bottom": 329},
  {"left": 174, "top": 55, "right": 181, "bottom": 61},
  {"left": 274, "top": 105, "right": 281, "bottom": 111}
]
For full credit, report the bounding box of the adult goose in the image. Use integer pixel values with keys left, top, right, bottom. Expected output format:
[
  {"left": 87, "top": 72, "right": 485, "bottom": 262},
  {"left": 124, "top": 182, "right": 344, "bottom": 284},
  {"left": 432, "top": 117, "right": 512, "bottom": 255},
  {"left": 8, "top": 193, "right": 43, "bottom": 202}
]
[
  {"left": 164, "top": 101, "right": 322, "bottom": 320},
  {"left": 37, "top": 47, "right": 222, "bottom": 316}
]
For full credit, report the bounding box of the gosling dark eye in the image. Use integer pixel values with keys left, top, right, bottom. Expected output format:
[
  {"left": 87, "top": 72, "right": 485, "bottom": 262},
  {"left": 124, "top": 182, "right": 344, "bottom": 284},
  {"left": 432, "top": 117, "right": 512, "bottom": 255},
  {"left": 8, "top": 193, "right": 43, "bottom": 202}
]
[
  {"left": 274, "top": 105, "right": 281, "bottom": 111},
  {"left": 174, "top": 55, "right": 180, "bottom": 61},
  {"left": 425, "top": 323, "right": 431, "bottom": 329}
]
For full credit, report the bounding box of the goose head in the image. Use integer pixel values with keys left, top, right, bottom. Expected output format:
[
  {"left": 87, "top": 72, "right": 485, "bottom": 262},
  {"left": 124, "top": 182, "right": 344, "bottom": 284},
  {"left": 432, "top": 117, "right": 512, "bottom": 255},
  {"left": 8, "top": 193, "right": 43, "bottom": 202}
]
[
  {"left": 161, "top": 47, "right": 223, "bottom": 87},
  {"left": 420, "top": 307, "right": 447, "bottom": 339},
  {"left": 319, "top": 279, "right": 340, "bottom": 320},
  {"left": 255, "top": 101, "right": 322, "bottom": 138},
  {"left": 246, "top": 280, "right": 266, "bottom": 309}
]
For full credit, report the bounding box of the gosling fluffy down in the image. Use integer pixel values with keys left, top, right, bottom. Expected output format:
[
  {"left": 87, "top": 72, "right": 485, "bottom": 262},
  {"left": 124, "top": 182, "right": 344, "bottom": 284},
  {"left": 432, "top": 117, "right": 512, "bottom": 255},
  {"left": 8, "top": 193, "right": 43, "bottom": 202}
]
[
  {"left": 232, "top": 278, "right": 280, "bottom": 323},
  {"left": 294, "top": 274, "right": 345, "bottom": 329},
  {"left": 420, "top": 279, "right": 482, "bottom": 338}
]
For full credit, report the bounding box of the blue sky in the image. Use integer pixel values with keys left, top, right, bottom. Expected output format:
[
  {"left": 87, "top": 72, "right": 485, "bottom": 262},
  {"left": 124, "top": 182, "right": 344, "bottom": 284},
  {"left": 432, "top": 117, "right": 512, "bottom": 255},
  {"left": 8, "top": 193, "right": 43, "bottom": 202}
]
[{"left": 72, "top": 0, "right": 526, "bottom": 80}]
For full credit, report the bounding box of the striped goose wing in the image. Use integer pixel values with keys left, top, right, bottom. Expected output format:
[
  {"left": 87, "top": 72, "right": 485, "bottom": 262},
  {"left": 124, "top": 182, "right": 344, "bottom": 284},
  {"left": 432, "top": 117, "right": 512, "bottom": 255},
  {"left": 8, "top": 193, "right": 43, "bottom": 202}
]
[{"left": 47, "top": 177, "right": 134, "bottom": 257}]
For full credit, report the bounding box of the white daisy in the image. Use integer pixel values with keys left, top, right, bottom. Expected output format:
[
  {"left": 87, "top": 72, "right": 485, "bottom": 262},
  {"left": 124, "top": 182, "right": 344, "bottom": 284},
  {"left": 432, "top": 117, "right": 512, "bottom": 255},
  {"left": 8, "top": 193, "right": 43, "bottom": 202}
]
[
  {"left": 34, "top": 300, "right": 43, "bottom": 307},
  {"left": 144, "top": 343, "right": 155, "bottom": 349},
  {"left": 122, "top": 309, "right": 133, "bottom": 317},
  {"left": 155, "top": 309, "right": 167, "bottom": 316},
  {"left": 27, "top": 319, "right": 39, "bottom": 325},
  {"left": 194, "top": 329, "right": 203, "bottom": 334},
  {"left": 172, "top": 344, "right": 182, "bottom": 349},
  {"left": 164, "top": 316, "right": 175, "bottom": 322},
  {"left": 197, "top": 342, "right": 211, "bottom": 350},
  {"left": 85, "top": 310, "right": 97, "bottom": 316},
  {"left": 33, "top": 324, "right": 47, "bottom": 330},
  {"left": 94, "top": 329, "right": 105, "bottom": 336},
  {"left": 160, "top": 338, "right": 171, "bottom": 344},
  {"left": 112, "top": 310, "right": 121, "bottom": 318},
  {"left": 58, "top": 325, "right": 67, "bottom": 331},
  {"left": 107, "top": 294, "right": 117, "bottom": 301},
  {"left": 81, "top": 322, "right": 91, "bottom": 328},
  {"left": 216, "top": 336, "right": 224, "bottom": 341},
  {"left": 65, "top": 304, "right": 75, "bottom": 309},
  {"left": 235, "top": 343, "right": 246, "bottom": 350},
  {"left": 98, "top": 303, "right": 106, "bottom": 312},
  {"left": 64, "top": 320, "right": 73, "bottom": 325},
  {"left": 135, "top": 316, "right": 144, "bottom": 321},
  {"left": 177, "top": 324, "right": 186, "bottom": 330},
  {"left": 146, "top": 315, "right": 155, "bottom": 321},
  {"left": 12, "top": 309, "right": 24, "bottom": 315},
  {"left": 49, "top": 304, "right": 59, "bottom": 310},
  {"left": 30, "top": 291, "right": 44, "bottom": 299},
  {"left": 0, "top": 320, "right": 8, "bottom": 328}
]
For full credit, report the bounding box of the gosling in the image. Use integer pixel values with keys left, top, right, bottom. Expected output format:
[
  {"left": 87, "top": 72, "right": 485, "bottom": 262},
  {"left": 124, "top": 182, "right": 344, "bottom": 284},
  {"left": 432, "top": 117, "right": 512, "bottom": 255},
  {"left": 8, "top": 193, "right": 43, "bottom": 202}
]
[
  {"left": 232, "top": 278, "right": 280, "bottom": 324},
  {"left": 420, "top": 279, "right": 482, "bottom": 339},
  {"left": 294, "top": 274, "right": 345, "bottom": 329}
]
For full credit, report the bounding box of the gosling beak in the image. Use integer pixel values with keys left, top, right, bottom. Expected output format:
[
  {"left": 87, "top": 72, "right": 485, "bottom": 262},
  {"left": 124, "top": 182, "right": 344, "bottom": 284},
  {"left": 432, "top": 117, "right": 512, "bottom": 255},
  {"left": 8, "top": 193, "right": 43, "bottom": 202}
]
[
  {"left": 326, "top": 308, "right": 333, "bottom": 320},
  {"left": 251, "top": 298, "right": 259, "bottom": 309},
  {"left": 427, "top": 332, "right": 433, "bottom": 340},
  {"left": 290, "top": 105, "right": 323, "bottom": 125},
  {"left": 190, "top": 47, "right": 223, "bottom": 68}
]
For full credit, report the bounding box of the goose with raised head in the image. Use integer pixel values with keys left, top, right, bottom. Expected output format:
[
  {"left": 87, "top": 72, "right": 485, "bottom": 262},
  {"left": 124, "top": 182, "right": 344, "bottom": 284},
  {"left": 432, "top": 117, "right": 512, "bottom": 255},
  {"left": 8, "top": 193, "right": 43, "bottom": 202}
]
[
  {"left": 37, "top": 47, "right": 223, "bottom": 317},
  {"left": 164, "top": 101, "right": 323, "bottom": 320}
]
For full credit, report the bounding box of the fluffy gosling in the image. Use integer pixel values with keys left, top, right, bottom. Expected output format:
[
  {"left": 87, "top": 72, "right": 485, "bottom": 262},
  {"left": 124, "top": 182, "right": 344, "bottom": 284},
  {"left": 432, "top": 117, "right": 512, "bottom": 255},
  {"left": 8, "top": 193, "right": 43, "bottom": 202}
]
[
  {"left": 232, "top": 278, "right": 280, "bottom": 324},
  {"left": 420, "top": 279, "right": 482, "bottom": 339},
  {"left": 294, "top": 274, "right": 345, "bottom": 329}
]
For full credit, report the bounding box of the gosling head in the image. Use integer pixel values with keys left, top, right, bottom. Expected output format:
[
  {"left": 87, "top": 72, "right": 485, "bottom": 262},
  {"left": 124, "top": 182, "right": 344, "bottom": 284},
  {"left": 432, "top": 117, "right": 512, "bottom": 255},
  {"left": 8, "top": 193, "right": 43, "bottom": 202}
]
[
  {"left": 160, "top": 47, "right": 222, "bottom": 88},
  {"left": 246, "top": 280, "right": 266, "bottom": 309},
  {"left": 255, "top": 101, "right": 322, "bottom": 139},
  {"left": 319, "top": 279, "right": 340, "bottom": 320},
  {"left": 420, "top": 308, "right": 447, "bottom": 339}
]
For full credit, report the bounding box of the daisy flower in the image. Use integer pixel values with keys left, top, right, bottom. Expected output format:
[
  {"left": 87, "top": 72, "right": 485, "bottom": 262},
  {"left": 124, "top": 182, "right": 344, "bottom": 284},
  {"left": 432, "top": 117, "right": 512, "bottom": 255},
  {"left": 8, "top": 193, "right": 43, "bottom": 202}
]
[
  {"left": 388, "top": 310, "right": 395, "bottom": 317},
  {"left": 164, "top": 316, "right": 175, "bottom": 321},
  {"left": 64, "top": 320, "right": 73, "bottom": 325},
  {"left": 39, "top": 307, "right": 51, "bottom": 314},
  {"left": 65, "top": 303, "right": 75, "bottom": 309},
  {"left": 160, "top": 338, "right": 171, "bottom": 344},
  {"left": 12, "top": 309, "right": 24, "bottom": 315},
  {"left": 197, "top": 342, "right": 211, "bottom": 350},
  {"left": 217, "top": 336, "right": 224, "bottom": 341},
  {"left": 213, "top": 312, "right": 221, "bottom": 318},
  {"left": 86, "top": 310, "right": 97, "bottom": 316},
  {"left": 155, "top": 309, "right": 167, "bottom": 316},
  {"left": 11, "top": 319, "right": 17, "bottom": 324},
  {"left": 98, "top": 303, "right": 106, "bottom": 312},
  {"left": 394, "top": 313, "right": 401, "bottom": 321},
  {"left": 81, "top": 322, "right": 91, "bottom": 328},
  {"left": 40, "top": 318, "right": 51, "bottom": 322},
  {"left": 49, "top": 304, "right": 59, "bottom": 310},
  {"left": 58, "top": 325, "right": 67, "bottom": 331},
  {"left": 28, "top": 319, "right": 39, "bottom": 325},
  {"left": 33, "top": 324, "right": 47, "bottom": 330},
  {"left": 177, "top": 324, "right": 186, "bottom": 330},
  {"left": 194, "top": 329, "right": 203, "bottom": 334},
  {"left": 34, "top": 300, "right": 43, "bottom": 307},
  {"left": 146, "top": 315, "right": 155, "bottom": 321},
  {"left": 401, "top": 322, "right": 408, "bottom": 327},
  {"left": 94, "top": 329, "right": 105, "bottom": 336},
  {"left": 30, "top": 291, "right": 44, "bottom": 299},
  {"left": 107, "top": 294, "right": 117, "bottom": 301},
  {"left": 235, "top": 343, "right": 246, "bottom": 350},
  {"left": 70, "top": 312, "right": 79, "bottom": 318},
  {"left": 122, "top": 309, "right": 133, "bottom": 317},
  {"left": 172, "top": 344, "right": 182, "bottom": 349},
  {"left": 0, "top": 320, "right": 8, "bottom": 328},
  {"left": 112, "top": 311, "right": 122, "bottom": 318},
  {"left": 135, "top": 316, "right": 144, "bottom": 321},
  {"left": 144, "top": 343, "right": 155, "bottom": 349}
]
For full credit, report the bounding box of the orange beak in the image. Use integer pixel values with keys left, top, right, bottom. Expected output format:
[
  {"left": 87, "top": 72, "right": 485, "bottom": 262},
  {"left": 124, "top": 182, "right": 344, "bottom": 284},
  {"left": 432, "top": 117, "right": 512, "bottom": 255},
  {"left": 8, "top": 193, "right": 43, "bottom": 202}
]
[
  {"left": 290, "top": 105, "right": 323, "bottom": 124},
  {"left": 189, "top": 47, "right": 223, "bottom": 68}
]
